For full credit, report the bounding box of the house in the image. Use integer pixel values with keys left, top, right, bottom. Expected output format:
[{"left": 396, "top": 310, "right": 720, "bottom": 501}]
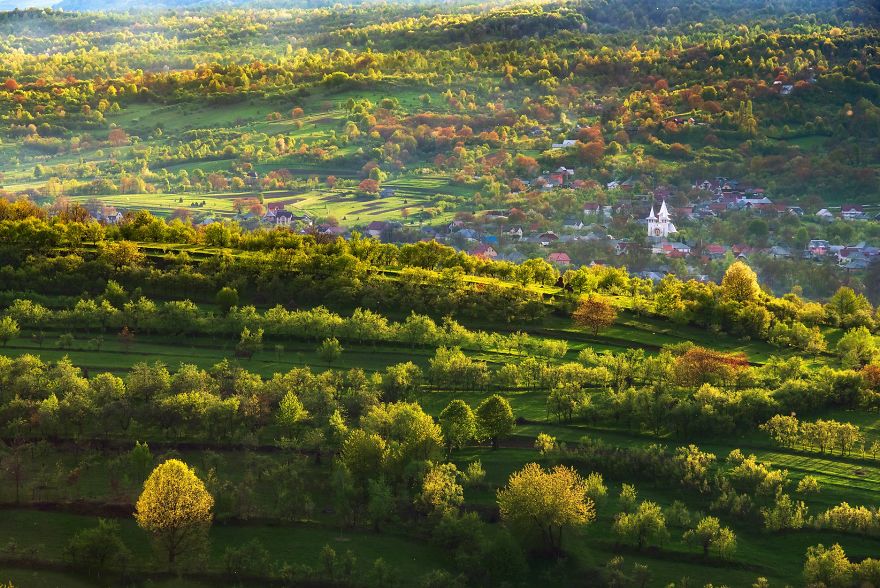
[
  {"left": 705, "top": 244, "right": 728, "bottom": 259},
  {"left": 91, "top": 207, "right": 124, "bottom": 224},
  {"left": 736, "top": 196, "right": 774, "bottom": 209},
  {"left": 615, "top": 240, "right": 638, "bottom": 256},
  {"left": 841, "top": 205, "right": 867, "bottom": 221},
  {"left": 502, "top": 251, "right": 527, "bottom": 264},
  {"left": 661, "top": 242, "right": 691, "bottom": 258},
  {"left": 317, "top": 224, "right": 346, "bottom": 237},
  {"left": 769, "top": 245, "right": 792, "bottom": 259},
  {"left": 504, "top": 226, "right": 524, "bottom": 239},
  {"left": 786, "top": 206, "right": 805, "bottom": 216},
  {"left": 366, "top": 221, "right": 391, "bottom": 239},
  {"left": 380, "top": 188, "right": 396, "bottom": 198},
  {"left": 551, "top": 139, "right": 577, "bottom": 149},
  {"left": 271, "top": 210, "right": 295, "bottom": 226},
  {"left": 583, "top": 203, "right": 600, "bottom": 216},
  {"left": 106, "top": 211, "right": 125, "bottom": 224},
  {"left": 563, "top": 217, "right": 585, "bottom": 230},
  {"left": 528, "top": 126, "right": 545, "bottom": 137},
  {"left": 548, "top": 252, "right": 571, "bottom": 266},
  {"left": 816, "top": 209, "right": 835, "bottom": 222},
  {"left": 470, "top": 243, "right": 497, "bottom": 259},
  {"left": 538, "top": 231, "right": 559, "bottom": 246},
  {"left": 635, "top": 270, "right": 666, "bottom": 283},
  {"left": 805, "top": 239, "right": 831, "bottom": 257},
  {"left": 245, "top": 170, "right": 259, "bottom": 187},
  {"left": 453, "top": 228, "right": 479, "bottom": 241}
]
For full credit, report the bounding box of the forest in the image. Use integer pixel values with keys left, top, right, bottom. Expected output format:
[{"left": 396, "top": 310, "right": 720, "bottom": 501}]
[{"left": 0, "top": 0, "right": 880, "bottom": 587}]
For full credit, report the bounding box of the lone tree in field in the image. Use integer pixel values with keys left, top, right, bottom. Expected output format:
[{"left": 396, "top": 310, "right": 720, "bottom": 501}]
[
  {"left": 476, "top": 394, "right": 514, "bottom": 449},
  {"left": 497, "top": 463, "right": 596, "bottom": 556},
  {"left": 572, "top": 295, "right": 617, "bottom": 335},
  {"left": 135, "top": 459, "right": 214, "bottom": 568}
]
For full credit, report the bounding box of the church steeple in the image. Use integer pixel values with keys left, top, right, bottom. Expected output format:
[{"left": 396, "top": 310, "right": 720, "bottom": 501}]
[
  {"left": 658, "top": 200, "right": 670, "bottom": 221},
  {"left": 647, "top": 200, "right": 677, "bottom": 238}
]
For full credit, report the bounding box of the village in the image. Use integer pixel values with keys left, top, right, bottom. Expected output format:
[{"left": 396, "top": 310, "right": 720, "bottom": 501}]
[{"left": 84, "top": 171, "right": 879, "bottom": 289}]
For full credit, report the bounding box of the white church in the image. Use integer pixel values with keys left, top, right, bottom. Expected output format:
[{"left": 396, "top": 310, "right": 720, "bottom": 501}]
[{"left": 646, "top": 201, "right": 677, "bottom": 239}]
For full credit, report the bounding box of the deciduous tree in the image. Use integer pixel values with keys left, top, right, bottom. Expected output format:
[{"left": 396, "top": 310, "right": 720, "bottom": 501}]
[
  {"left": 497, "top": 463, "right": 596, "bottom": 556},
  {"left": 135, "top": 459, "right": 214, "bottom": 568}
]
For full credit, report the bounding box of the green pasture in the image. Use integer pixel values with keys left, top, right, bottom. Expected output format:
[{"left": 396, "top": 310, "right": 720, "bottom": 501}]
[{"left": 0, "top": 510, "right": 451, "bottom": 586}]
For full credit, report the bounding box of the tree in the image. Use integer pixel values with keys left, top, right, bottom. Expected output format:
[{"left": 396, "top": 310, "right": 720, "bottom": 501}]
[
  {"left": 797, "top": 476, "right": 821, "bottom": 494},
  {"left": 761, "top": 492, "right": 808, "bottom": 531},
  {"left": 366, "top": 478, "right": 395, "bottom": 531},
  {"left": 439, "top": 400, "right": 476, "bottom": 452},
  {"left": 476, "top": 395, "right": 514, "bottom": 449},
  {"left": 0, "top": 317, "right": 19, "bottom": 346},
  {"left": 803, "top": 544, "right": 853, "bottom": 588},
  {"left": 836, "top": 326, "right": 878, "bottom": 368},
  {"left": 358, "top": 179, "right": 380, "bottom": 194},
  {"left": 721, "top": 261, "right": 761, "bottom": 303},
  {"left": 417, "top": 462, "right": 463, "bottom": 517},
  {"left": 535, "top": 433, "right": 558, "bottom": 455},
  {"left": 497, "top": 463, "right": 596, "bottom": 556},
  {"left": 318, "top": 337, "right": 343, "bottom": 366},
  {"left": 277, "top": 391, "right": 307, "bottom": 437},
  {"left": 572, "top": 295, "right": 617, "bottom": 335},
  {"left": 618, "top": 484, "right": 638, "bottom": 514},
  {"left": 135, "top": 459, "right": 214, "bottom": 568},
  {"left": 683, "top": 516, "right": 736, "bottom": 558},
  {"left": 235, "top": 327, "right": 263, "bottom": 358},
  {"left": 613, "top": 501, "right": 668, "bottom": 550},
  {"left": 826, "top": 287, "right": 873, "bottom": 328},
  {"left": 108, "top": 127, "right": 130, "bottom": 147},
  {"left": 65, "top": 519, "right": 131, "bottom": 577},
  {"left": 216, "top": 287, "right": 239, "bottom": 315}
]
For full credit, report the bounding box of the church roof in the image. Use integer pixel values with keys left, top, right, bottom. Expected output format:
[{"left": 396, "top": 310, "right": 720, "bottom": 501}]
[
  {"left": 646, "top": 205, "right": 656, "bottom": 220},
  {"left": 658, "top": 200, "right": 671, "bottom": 219}
]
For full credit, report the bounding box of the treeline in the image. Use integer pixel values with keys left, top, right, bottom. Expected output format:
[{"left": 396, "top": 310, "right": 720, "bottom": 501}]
[
  {"left": 761, "top": 414, "right": 866, "bottom": 455},
  {"left": 2, "top": 294, "right": 568, "bottom": 355}
]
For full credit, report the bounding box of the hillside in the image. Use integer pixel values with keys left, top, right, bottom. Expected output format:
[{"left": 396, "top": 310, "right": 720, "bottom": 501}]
[{"left": 1, "top": 2, "right": 880, "bottom": 587}]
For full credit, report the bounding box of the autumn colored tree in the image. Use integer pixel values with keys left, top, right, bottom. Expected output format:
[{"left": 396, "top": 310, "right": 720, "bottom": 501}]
[
  {"left": 108, "top": 128, "right": 129, "bottom": 147},
  {"left": 358, "top": 179, "right": 380, "bottom": 194},
  {"left": 207, "top": 173, "right": 229, "bottom": 191},
  {"left": 135, "top": 459, "right": 214, "bottom": 568},
  {"left": 572, "top": 295, "right": 617, "bottom": 335},
  {"left": 497, "top": 463, "right": 596, "bottom": 556},
  {"left": 673, "top": 346, "right": 749, "bottom": 387}
]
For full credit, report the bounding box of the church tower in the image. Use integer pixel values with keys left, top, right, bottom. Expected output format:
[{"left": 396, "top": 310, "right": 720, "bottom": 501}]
[{"left": 647, "top": 200, "right": 677, "bottom": 238}]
